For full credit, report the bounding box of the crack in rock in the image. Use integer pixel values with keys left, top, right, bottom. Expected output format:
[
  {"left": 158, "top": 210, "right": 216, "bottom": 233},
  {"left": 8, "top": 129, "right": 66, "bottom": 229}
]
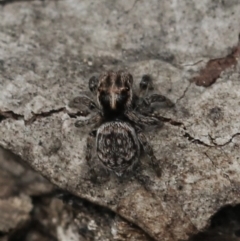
[
  {"left": 25, "top": 107, "right": 66, "bottom": 125},
  {"left": 0, "top": 107, "right": 88, "bottom": 125},
  {"left": 183, "top": 132, "right": 213, "bottom": 147},
  {"left": 0, "top": 0, "right": 55, "bottom": 6},
  {"left": 1, "top": 107, "right": 239, "bottom": 151},
  {"left": 209, "top": 133, "right": 240, "bottom": 147},
  {"left": 176, "top": 82, "right": 191, "bottom": 104},
  {"left": 0, "top": 110, "right": 24, "bottom": 122}
]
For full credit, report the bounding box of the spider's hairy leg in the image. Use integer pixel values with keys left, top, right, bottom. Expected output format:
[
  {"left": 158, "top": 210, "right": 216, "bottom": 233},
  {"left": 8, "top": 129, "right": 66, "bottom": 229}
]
[
  {"left": 137, "top": 74, "right": 174, "bottom": 112},
  {"left": 86, "top": 130, "right": 110, "bottom": 183},
  {"left": 125, "top": 110, "right": 163, "bottom": 128},
  {"left": 69, "top": 95, "right": 99, "bottom": 111},
  {"left": 86, "top": 131, "right": 95, "bottom": 162},
  {"left": 89, "top": 76, "right": 99, "bottom": 94},
  {"left": 137, "top": 131, "right": 161, "bottom": 177},
  {"left": 133, "top": 162, "right": 154, "bottom": 191},
  {"left": 139, "top": 74, "right": 153, "bottom": 97},
  {"left": 145, "top": 94, "right": 174, "bottom": 108},
  {"left": 86, "top": 131, "right": 110, "bottom": 184},
  {"left": 75, "top": 113, "right": 102, "bottom": 128}
]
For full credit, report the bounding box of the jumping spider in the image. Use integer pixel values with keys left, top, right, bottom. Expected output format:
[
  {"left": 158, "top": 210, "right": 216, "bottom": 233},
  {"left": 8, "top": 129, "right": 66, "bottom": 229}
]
[{"left": 69, "top": 71, "right": 173, "bottom": 182}]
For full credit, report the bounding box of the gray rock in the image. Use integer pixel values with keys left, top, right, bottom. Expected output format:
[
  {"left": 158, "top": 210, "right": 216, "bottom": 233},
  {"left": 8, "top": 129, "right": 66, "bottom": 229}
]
[{"left": 0, "top": 1, "right": 240, "bottom": 240}]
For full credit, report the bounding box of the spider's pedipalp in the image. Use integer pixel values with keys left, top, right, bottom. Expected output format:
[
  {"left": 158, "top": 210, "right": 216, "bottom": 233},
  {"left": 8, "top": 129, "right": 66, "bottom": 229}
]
[
  {"left": 140, "top": 74, "right": 153, "bottom": 91},
  {"left": 89, "top": 76, "right": 99, "bottom": 93}
]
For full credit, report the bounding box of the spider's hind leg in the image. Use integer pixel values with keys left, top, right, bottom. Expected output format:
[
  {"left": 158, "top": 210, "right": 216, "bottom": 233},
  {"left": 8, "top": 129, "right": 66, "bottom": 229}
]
[
  {"left": 86, "top": 131, "right": 110, "bottom": 184},
  {"left": 137, "top": 131, "right": 162, "bottom": 177},
  {"left": 133, "top": 162, "right": 155, "bottom": 191}
]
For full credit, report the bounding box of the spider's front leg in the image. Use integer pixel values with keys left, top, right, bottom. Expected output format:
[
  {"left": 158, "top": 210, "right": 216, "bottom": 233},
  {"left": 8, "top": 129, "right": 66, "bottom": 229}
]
[
  {"left": 75, "top": 112, "right": 102, "bottom": 128},
  {"left": 69, "top": 95, "right": 99, "bottom": 111},
  {"left": 145, "top": 94, "right": 174, "bottom": 108},
  {"left": 69, "top": 75, "right": 100, "bottom": 113},
  {"left": 137, "top": 131, "right": 161, "bottom": 177},
  {"left": 136, "top": 74, "right": 174, "bottom": 114},
  {"left": 125, "top": 110, "right": 163, "bottom": 129},
  {"left": 69, "top": 88, "right": 102, "bottom": 128}
]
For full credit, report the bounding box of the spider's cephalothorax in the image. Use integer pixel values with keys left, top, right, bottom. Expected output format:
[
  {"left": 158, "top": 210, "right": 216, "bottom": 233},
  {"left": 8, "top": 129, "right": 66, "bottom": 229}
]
[
  {"left": 71, "top": 70, "right": 174, "bottom": 179},
  {"left": 97, "top": 71, "right": 133, "bottom": 115}
]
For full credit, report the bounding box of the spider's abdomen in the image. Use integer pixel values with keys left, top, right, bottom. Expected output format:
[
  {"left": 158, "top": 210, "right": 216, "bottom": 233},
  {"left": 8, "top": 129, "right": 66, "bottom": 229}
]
[{"left": 96, "top": 121, "right": 140, "bottom": 176}]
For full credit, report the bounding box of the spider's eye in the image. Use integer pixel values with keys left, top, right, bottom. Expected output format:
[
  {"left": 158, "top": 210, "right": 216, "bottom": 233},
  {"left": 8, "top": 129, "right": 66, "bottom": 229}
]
[{"left": 125, "top": 86, "right": 130, "bottom": 91}]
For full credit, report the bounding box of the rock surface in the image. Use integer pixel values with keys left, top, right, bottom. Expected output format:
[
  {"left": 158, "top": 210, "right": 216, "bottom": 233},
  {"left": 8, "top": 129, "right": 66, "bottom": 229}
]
[
  {"left": 0, "top": 1, "right": 240, "bottom": 240},
  {"left": 0, "top": 147, "right": 151, "bottom": 241}
]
